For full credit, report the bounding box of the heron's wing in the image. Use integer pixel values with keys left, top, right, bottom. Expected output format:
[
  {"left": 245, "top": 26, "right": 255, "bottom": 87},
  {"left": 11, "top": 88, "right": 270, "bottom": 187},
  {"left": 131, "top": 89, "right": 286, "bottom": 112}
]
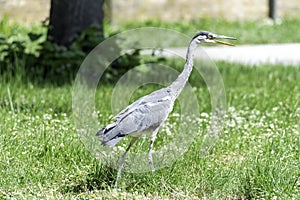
[
  {"left": 117, "top": 96, "right": 172, "bottom": 133},
  {"left": 99, "top": 88, "right": 173, "bottom": 146},
  {"left": 99, "top": 96, "right": 173, "bottom": 145},
  {"left": 115, "top": 88, "right": 171, "bottom": 122}
]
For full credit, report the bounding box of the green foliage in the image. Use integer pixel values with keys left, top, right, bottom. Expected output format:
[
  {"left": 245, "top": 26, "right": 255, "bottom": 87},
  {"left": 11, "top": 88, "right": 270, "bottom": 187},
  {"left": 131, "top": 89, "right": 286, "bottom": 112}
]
[
  {"left": 0, "top": 63, "right": 299, "bottom": 199},
  {"left": 36, "top": 26, "right": 100, "bottom": 82},
  {"left": 1, "top": 17, "right": 300, "bottom": 84},
  {"left": 110, "top": 18, "right": 300, "bottom": 44},
  {"left": 0, "top": 18, "right": 144, "bottom": 84},
  {"left": 0, "top": 17, "right": 44, "bottom": 75}
]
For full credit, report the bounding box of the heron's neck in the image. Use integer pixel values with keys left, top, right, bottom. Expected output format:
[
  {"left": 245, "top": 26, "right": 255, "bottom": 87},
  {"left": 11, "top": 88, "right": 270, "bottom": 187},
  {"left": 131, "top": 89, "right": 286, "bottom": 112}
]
[{"left": 169, "top": 40, "right": 198, "bottom": 98}]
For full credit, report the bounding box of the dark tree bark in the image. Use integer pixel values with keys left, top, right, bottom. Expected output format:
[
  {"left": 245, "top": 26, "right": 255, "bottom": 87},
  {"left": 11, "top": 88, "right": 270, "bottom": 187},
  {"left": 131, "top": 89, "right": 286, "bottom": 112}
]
[
  {"left": 48, "top": 0, "right": 104, "bottom": 47},
  {"left": 268, "top": 0, "right": 277, "bottom": 20}
]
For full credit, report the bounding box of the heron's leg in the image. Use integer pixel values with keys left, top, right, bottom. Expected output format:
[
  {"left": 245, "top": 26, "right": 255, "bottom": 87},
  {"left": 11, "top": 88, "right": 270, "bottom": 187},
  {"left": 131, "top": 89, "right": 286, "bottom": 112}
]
[
  {"left": 115, "top": 137, "right": 137, "bottom": 188},
  {"left": 148, "top": 128, "right": 159, "bottom": 172}
]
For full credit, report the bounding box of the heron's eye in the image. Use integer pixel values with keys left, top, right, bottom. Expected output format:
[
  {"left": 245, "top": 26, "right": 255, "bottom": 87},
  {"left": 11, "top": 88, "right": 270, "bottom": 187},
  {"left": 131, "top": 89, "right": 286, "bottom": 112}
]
[{"left": 207, "top": 34, "right": 213, "bottom": 39}]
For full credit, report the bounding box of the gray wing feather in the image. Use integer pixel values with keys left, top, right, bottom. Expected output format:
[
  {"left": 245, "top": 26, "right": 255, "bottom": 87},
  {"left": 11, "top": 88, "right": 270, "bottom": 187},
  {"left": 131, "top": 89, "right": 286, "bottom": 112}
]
[
  {"left": 98, "top": 88, "right": 173, "bottom": 146},
  {"left": 115, "top": 88, "right": 172, "bottom": 121},
  {"left": 119, "top": 99, "right": 172, "bottom": 132}
]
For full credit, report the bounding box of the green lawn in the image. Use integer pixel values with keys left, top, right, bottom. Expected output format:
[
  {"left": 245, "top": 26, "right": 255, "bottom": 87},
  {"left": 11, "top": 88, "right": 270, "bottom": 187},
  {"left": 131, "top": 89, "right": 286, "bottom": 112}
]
[
  {"left": 1, "top": 61, "right": 299, "bottom": 199},
  {"left": 0, "top": 17, "right": 300, "bottom": 199},
  {"left": 107, "top": 18, "right": 300, "bottom": 44}
]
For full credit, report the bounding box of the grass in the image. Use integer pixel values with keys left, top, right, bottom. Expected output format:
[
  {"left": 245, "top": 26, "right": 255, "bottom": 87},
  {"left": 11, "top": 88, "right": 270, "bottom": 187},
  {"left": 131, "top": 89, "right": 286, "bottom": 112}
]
[
  {"left": 0, "top": 18, "right": 300, "bottom": 199},
  {"left": 0, "top": 60, "right": 299, "bottom": 199},
  {"left": 107, "top": 18, "right": 300, "bottom": 44}
]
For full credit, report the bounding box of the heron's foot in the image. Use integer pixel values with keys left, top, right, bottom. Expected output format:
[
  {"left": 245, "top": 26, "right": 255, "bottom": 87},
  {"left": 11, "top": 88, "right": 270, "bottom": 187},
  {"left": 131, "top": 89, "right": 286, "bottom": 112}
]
[
  {"left": 115, "top": 159, "right": 124, "bottom": 188},
  {"left": 148, "top": 154, "right": 155, "bottom": 172},
  {"left": 114, "top": 178, "right": 119, "bottom": 189},
  {"left": 150, "top": 165, "right": 155, "bottom": 172},
  {"left": 149, "top": 163, "right": 155, "bottom": 172},
  {"left": 115, "top": 148, "right": 128, "bottom": 188}
]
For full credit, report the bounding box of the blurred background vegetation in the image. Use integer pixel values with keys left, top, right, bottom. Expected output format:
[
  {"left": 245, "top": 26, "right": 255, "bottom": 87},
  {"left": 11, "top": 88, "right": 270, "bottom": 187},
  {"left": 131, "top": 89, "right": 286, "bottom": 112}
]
[{"left": 0, "top": 0, "right": 299, "bottom": 85}]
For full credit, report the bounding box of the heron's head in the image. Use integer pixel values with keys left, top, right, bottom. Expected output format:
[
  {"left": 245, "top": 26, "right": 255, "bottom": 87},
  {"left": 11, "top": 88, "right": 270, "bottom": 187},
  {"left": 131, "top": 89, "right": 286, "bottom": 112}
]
[{"left": 192, "top": 31, "right": 237, "bottom": 46}]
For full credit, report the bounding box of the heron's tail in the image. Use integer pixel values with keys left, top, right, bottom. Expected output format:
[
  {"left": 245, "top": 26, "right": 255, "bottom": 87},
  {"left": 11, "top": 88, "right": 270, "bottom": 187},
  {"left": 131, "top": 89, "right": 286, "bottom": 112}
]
[{"left": 96, "top": 123, "right": 125, "bottom": 147}]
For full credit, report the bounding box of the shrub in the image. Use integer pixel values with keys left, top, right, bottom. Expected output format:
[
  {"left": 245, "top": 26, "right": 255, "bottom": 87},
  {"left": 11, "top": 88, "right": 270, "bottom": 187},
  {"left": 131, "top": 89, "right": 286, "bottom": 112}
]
[{"left": 0, "top": 17, "right": 143, "bottom": 84}]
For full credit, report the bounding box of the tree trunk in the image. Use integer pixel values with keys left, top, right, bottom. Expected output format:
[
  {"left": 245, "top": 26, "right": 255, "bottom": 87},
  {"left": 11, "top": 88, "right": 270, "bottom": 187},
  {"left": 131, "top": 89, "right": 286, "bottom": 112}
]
[{"left": 48, "top": 0, "right": 104, "bottom": 47}]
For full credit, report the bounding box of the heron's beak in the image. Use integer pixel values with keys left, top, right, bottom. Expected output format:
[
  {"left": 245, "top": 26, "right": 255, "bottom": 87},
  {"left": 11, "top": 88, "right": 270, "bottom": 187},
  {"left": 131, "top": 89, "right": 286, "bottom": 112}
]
[{"left": 213, "top": 35, "right": 237, "bottom": 46}]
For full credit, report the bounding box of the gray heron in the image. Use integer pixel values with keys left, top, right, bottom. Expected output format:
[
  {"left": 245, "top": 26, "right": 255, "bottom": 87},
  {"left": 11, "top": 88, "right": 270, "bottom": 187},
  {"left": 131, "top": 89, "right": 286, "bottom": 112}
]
[{"left": 96, "top": 31, "right": 236, "bottom": 183}]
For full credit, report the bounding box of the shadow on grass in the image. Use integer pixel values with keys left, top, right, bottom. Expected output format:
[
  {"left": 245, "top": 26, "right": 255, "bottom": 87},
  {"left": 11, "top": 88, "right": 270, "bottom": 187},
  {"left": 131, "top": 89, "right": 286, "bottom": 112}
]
[
  {"left": 60, "top": 163, "right": 118, "bottom": 194},
  {"left": 60, "top": 159, "right": 163, "bottom": 195}
]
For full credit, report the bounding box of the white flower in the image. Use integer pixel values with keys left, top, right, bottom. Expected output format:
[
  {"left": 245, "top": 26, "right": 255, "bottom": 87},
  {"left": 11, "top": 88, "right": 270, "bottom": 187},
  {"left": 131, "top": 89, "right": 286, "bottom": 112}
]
[
  {"left": 228, "top": 119, "right": 236, "bottom": 127},
  {"left": 200, "top": 112, "right": 209, "bottom": 118}
]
